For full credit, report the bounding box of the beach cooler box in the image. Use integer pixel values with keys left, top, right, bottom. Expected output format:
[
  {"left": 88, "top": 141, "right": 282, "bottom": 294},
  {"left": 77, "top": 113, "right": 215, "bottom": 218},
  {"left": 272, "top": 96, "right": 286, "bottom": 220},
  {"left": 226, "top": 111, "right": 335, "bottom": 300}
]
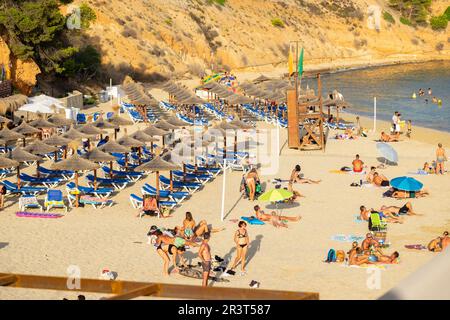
[{"left": 373, "top": 231, "right": 389, "bottom": 247}]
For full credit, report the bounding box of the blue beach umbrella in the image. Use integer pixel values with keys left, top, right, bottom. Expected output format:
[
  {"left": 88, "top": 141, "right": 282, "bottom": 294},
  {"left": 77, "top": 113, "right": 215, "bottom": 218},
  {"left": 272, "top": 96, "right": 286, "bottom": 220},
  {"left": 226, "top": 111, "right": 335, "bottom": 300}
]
[
  {"left": 390, "top": 176, "right": 423, "bottom": 192},
  {"left": 376, "top": 142, "right": 398, "bottom": 163}
]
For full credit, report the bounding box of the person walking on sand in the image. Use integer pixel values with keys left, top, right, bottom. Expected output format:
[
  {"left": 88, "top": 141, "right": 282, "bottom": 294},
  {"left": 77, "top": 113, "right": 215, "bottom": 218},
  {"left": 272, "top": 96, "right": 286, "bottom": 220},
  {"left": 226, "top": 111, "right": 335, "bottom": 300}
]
[
  {"left": 226, "top": 221, "right": 250, "bottom": 276},
  {"left": 435, "top": 143, "right": 447, "bottom": 174},
  {"left": 246, "top": 168, "right": 260, "bottom": 201},
  {"left": 198, "top": 232, "right": 212, "bottom": 287}
]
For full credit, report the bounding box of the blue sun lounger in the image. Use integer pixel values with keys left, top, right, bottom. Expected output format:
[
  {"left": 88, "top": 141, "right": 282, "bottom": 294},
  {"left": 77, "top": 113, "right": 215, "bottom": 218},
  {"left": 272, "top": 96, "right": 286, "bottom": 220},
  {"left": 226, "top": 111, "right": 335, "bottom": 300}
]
[
  {"left": 184, "top": 163, "right": 221, "bottom": 177},
  {"left": 172, "top": 170, "right": 212, "bottom": 184},
  {"left": 20, "top": 173, "right": 63, "bottom": 188},
  {"left": 129, "top": 194, "right": 177, "bottom": 214},
  {"left": 159, "top": 175, "right": 201, "bottom": 193},
  {"left": 2, "top": 180, "right": 47, "bottom": 195},
  {"left": 38, "top": 166, "right": 75, "bottom": 180},
  {"left": 85, "top": 174, "right": 130, "bottom": 190},
  {"left": 141, "top": 183, "right": 189, "bottom": 203},
  {"left": 101, "top": 166, "right": 144, "bottom": 182},
  {"left": 66, "top": 182, "right": 113, "bottom": 198}
]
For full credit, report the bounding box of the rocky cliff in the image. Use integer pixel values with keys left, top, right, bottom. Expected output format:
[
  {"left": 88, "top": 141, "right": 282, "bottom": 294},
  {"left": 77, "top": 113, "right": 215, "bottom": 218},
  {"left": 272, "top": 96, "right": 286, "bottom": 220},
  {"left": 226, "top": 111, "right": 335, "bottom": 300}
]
[
  {"left": 71, "top": 0, "right": 449, "bottom": 80},
  {"left": 0, "top": 37, "right": 41, "bottom": 95}
]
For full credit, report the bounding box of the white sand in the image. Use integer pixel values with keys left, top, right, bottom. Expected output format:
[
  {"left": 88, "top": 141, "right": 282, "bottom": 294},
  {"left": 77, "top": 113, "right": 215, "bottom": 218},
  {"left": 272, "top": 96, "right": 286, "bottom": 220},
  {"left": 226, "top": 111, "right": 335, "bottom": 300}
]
[{"left": 1, "top": 110, "right": 449, "bottom": 300}]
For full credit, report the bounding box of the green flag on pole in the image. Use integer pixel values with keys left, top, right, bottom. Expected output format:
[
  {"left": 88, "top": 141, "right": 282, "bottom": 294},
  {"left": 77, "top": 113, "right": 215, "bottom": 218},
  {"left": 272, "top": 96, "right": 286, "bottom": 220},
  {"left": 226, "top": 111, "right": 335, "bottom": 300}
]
[{"left": 297, "top": 48, "right": 304, "bottom": 78}]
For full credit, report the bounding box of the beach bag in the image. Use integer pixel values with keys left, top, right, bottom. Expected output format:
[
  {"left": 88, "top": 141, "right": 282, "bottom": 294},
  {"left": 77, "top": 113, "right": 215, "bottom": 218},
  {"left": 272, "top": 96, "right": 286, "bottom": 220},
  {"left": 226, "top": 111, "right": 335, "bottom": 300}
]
[
  {"left": 336, "top": 250, "right": 345, "bottom": 262},
  {"left": 325, "top": 249, "right": 336, "bottom": 263},
  {"left": 255, "top": 183, "right": 262, "bottom": 194}
]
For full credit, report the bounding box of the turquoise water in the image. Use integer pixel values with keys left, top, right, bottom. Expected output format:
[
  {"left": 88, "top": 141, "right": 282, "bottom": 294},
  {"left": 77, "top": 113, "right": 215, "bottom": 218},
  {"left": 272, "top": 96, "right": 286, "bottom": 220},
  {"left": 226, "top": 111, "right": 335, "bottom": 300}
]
[{"left": 304, "top": 61, "right": 450, "bottom": 132}]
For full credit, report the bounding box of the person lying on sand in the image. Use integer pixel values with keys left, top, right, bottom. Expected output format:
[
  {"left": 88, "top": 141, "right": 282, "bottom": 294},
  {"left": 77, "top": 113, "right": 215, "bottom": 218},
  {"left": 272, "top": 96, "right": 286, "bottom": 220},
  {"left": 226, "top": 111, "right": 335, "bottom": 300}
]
[
  {"left": 359, "top": 206, "right": 403, "bottom": 224},
  {"left": 381, "top": 131, "right": 400, "bottom": 142},
  {"left": 380, "top": 202, "right": 421, "bottom": 216},
  {"left": 393, "top": 189, "right": 429, "bottom": 199},
  {"left": 372, "top": 172, "right": 390, "bottom": 187},
  {"left": 423, "top": 162, "right": 435, "bottom": 174},
  {"left": 366, "top": 167, "right": 376, "bottom": 183},
  {"left": 368, "top": 251, "right": 400, "bottom": 264},
  {"left": 254, "top": 205, "right": 301, "bottom": 228},
  {"left": 290, "top": 164, "right": 321, "bottom": 184},
  {"left": 427, "top": 231, "right": 449, "bottom": 252}
]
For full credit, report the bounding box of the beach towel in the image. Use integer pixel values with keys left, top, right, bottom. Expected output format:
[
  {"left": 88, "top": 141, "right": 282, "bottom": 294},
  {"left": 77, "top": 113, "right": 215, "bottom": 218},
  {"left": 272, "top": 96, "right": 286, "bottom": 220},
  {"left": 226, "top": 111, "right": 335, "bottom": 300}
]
[
  {"left": 408, "top": 170, "right": 428, "bottom": 175},
  {"left": 241, "top": 216, "right": 265, "bottom": 225},
  {"left": 16, "top": 212, "right": 63, "bottom": 219},
  {"left": 404, "top": 244, "right": 427, "bottom": 250},
  {"left": 343, "top": 264, "right": 388, "bottom": 270},
  {"left": 331, "top": 234, "right": 364, "bottom": 242}
]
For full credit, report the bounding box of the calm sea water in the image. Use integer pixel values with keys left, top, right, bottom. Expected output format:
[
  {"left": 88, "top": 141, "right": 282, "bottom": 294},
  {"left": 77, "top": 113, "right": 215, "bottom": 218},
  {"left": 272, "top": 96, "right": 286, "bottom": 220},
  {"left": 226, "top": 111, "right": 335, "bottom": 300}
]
[{"left": 303, "top": 61, "right": 450, "bottom": 132}]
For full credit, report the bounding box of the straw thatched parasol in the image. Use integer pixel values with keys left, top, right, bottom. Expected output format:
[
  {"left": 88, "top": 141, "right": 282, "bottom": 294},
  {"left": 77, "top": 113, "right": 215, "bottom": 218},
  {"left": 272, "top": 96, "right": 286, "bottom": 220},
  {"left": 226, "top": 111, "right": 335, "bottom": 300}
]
[
  {"left": 47, "top": 114, "right": 74, "bottom": 127},
  {"left": 0, "top": 115, "right": 12, "bottom": 127},
  {"left": 24, "top": 141, "right": 58, "bottom": 176},
  {"left": 166, "top": 115, "right": 190, "bottom": 127},
  {"left": 29, "top": 117, "right": 57, "bottom": 129},
  {"left": 13, "top": 122, "right": 41, "bottom": 135},
  {"left": 77, "top": 123, "right": 106, "bottom": 136},
  {"left": 129, "top": 130, "right": 159, "bottom": 143},
  {"left": 0, "top": 94, "right": 28, "bottom": 114},
  {"left": 8, "top": 147, "right": 42, "bottom": 188},
  {"left": 98, "top": 140, "right": 130, "bottom": 178},
  {"left": 117, "top": 135, "right": 144, "bottom": 148},
  {"left": 81, "top": 148, "right": 116, "bottom": 189},
  {"left": 107, "top": 114, "right": 134, "bottom": 126},
  {"left": 155, "top": 120, "right": 179, "bottom": 131},
  {"left": 178, "top": 95, "right": 204, "bottom": 105},
  {"left": 82, "top": 148, "right": 116, "bottom": 162},
  {"left": 62, "top": 126, "right": 89, "bottom": 140},
  {"left": 135, "top": 156, "right": 181, "bottom": 196},
  {"left": 107, "top": 114, "right": 133, "bottom": 139},
  {"left": 52, "top": 155, "right": 100, "bottom": 207},
  {"left": 0, "top": 156, "right": 19, "bottom": 169},
  {"left": 0, "top": 127, "right": 25, "bottom": 141},
  {"left": 43, "top": 135, "right": 71, "bottom": 146},
  {"left": 92, "top": 116, "right": 118, "bottom": 130},
  {"left": 229, "top": 118, "right": 253, "bottom": 130},
  {"left": 98, "top": 140, "right": 130, "bottom": 154},
  {"left": 12, "top": 122, "right": 41, "bottom": 146},
  {"left": 253, "top": 74, "right": 271, "bottom": 83},
  {"left": 24, "top": 140, "right": 58, "bottom": 155},
  {"left": 143, "top": 125, "right": 169, "bottom": 137},
  {"left": 43, "top": 135, "right": 71, "bottom": 161}
]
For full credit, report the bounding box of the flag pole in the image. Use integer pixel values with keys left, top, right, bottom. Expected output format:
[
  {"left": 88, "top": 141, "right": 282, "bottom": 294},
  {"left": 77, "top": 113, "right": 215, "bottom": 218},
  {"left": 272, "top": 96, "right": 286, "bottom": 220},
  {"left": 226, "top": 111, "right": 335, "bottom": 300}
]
[{"left": 373, "top": 96, "right": 377, "bottom": 133}]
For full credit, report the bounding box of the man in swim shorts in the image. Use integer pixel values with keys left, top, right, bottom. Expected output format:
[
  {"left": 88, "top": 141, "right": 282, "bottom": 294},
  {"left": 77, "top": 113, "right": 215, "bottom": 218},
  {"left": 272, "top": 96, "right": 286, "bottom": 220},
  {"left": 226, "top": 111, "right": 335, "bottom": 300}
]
[
  {"left": 198, "top": 232, "right": 212, "bottom": 287},
  {"left": 436, "top": 143, "right": 447, "bottom": 174}
]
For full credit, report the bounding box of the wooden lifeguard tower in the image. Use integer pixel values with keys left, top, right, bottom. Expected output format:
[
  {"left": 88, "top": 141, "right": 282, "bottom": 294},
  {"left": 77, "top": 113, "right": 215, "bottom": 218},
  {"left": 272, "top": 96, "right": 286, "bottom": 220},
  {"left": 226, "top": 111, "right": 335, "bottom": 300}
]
[{"left": 287, "top": 73, "right": 325, "bottom": 151}]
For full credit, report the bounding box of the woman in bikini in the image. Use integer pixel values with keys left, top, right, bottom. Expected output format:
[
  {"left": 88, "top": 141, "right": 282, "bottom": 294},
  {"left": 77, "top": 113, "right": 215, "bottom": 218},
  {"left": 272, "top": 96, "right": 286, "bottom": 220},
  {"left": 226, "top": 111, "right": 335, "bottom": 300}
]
[
  {"left": 181, "top": 212, "right": 196, "bottom": 240},
  {"left": 227, "top": 221, "right": 250, "bottom": 275},
  {"left": 253, "top": 205, "right": 301, "bottom": 228},
  {"left": 246, "top": 168, "right": 260, "bottom": 201},
  {"left": 154, "top": 231, "right": 187, "bottom": 275},
  {"left": 290, "top": 164, "right": 321, "bottom": 184}
]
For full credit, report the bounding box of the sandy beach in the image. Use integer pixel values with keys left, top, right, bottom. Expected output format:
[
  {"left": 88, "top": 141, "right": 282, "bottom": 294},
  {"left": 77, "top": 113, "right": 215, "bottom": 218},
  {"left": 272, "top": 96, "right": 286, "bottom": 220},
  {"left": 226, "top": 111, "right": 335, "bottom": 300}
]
[{"left": 1, "top": 104, "right": 449, "bottom": 299}]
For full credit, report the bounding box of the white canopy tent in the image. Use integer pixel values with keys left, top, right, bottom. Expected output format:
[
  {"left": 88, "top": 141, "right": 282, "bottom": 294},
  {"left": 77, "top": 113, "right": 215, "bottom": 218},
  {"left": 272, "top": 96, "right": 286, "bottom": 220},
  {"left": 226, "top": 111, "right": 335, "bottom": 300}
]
[{"left": 18, "top": 94, "right": 65, "bottom": 114}]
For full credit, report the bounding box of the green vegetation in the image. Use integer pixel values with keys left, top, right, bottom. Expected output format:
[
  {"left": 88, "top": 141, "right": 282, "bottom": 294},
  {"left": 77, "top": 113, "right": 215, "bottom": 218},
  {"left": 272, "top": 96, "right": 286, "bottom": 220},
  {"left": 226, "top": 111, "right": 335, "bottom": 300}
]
[
  {"left": 389, "top": 0, "right": 431, "bottom": 26},
  {"left": 383, "top": 11, "right": 395, "bottom": 24},
  {"left": 445, "top": 6, "right": 450, "bottom": 20},
  {"left": 0, "top": 0, "right": 101, "bottom": 81},
  {"left": 164, "top": 18, "right": 172, "bottom": 26},
  {"left": 80, "top": 3, "right": 97, "bottom": 29},
  {"left": 206, "top": 0, "right": 226, "bottom": 5},
  {"left": 271, "top": 18, "right": 284, "bottom": 28},
  {"left": 61, "top": 45, "right": 101, "bottom": 81},
  {"left": 400, "top": 16, "right": 412, "bottom": 26},
  {"left": 430, "top": 15, "right": 448, "bottom": 30}
]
